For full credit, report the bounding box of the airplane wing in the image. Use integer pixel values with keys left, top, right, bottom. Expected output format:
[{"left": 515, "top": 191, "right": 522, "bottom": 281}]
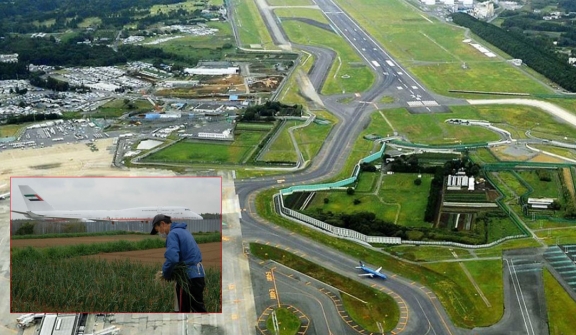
[
  {"left": 375, "top": 267, "right": 382, "bottom": 273},
  {"left": 11, "top": 210, "right": 104, "bottom": 223},
  {"left": 359, "top": 273, "right": 374, "bottom": 277},
  {"left": 0, "top": 192, "right": 9, "bottom": 200}
]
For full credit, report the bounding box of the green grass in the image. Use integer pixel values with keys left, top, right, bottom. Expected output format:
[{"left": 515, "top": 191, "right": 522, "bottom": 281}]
[
  {"left": 383, "top": 245, "right": 475, "bottom": 262},
  {"left": 355, "top": 171, "right": 378, "bottom": 192},
  {"left": 471, "top": 237, "right": 542, "bottom": 258},
  {"left": 250, "top": 243, "right": 399, "bottom": 332},
  {"left": 266, "top": 308, "right": 300, "bottom": 335},
  {"left": 150, "top": 22, "right": 234, "bottom": 54},
  {"left": 273, "top": 8, "right": 330, "bottom": 24},
  {"left": 231, "top": 0, "right": 276, "bottom": 48},
  {"left": 384, "top": 108, "right": 499, "bottom": 145},
  {"left": 469, "top": 148, "right": 500, "bottom": 164},
  {"left": 377, "top": 173, "right": 432, "bottom": 227},
  {"left": 94, "top": 99, "right": 153, "bottom": 118},
  {"left": 280, "top": 19, "right": 375, "bottom": 94},
  {"left": 77, "top": 17, "right": 102, "bottom": 28},
  {"left": 535, "top": 227, "right": 576, "bottom": 245},
  {"left": 260, "top": 121, "right": 301, "bottom": 162},
  {"left": 544, "top": 268, "right": 576, "bottom": 335},
  {"left": 267, "top": 0, "right": 315, "bottom": 6},
  {"left": 516, "top": 170, "right": 562, "bottom": 199},
  {"left": 422, "top": 260, "right": 503, "bottom": 326},
  {"left": 12, "top": 230, "right": 154, "bottom": 240},
  {"left": 0, "top": 123, "right": 26, "bottom": 137},
  {"left": 149, "top": 1, "right": 202, "bottom": 15},
  {"left": 144, "top": 130, "right": 268, "bottom": 164},
  {"left": 331, "top": 0, "right": 552, "bottom": 96},
  {"left": 292, "top": 112, "right": 337, "bottom": 162}
]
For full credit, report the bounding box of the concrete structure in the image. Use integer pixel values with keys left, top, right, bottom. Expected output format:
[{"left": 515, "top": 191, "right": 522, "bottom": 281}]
[{"left": 192, "top": 103, "right": 225, "bottom": 115}]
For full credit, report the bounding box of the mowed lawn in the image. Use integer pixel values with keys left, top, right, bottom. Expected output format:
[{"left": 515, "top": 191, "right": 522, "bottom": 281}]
[
  {"left": 144, "top": 130, "right": 268, "bottom": 164},
  {"left": 544, "top": 268, "right": 576, "bottom": 335},
  {"left": 378, "top": 173, "right": 432, "bottom": 227}
]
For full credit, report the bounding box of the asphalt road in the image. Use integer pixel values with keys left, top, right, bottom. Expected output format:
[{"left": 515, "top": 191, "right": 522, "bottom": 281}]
[{"left": 228, "top": 0, "right": 559, "bottom": 333}]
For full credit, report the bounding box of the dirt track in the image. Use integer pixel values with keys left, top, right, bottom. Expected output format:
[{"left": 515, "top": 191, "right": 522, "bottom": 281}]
[{"left": 11, "top": 235, "right": 222, "bottom": 269}]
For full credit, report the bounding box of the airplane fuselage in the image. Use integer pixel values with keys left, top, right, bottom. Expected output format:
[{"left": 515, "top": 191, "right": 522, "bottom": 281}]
[{"left": 17, "top": 206, "right": 202, "bottom": 222}]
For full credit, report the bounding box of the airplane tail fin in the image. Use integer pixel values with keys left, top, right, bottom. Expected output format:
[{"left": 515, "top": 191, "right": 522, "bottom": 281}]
[
  {"left": 19, "top": 185, "right": 54, "bottom": 212},
  {"left": 356, "top": 261, "right": 364, "bottom": 269}
]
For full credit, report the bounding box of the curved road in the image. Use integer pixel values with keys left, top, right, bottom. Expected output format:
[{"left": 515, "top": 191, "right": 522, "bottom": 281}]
[{"left": 226, "top": 0, "right": 557, "bottom": 334}]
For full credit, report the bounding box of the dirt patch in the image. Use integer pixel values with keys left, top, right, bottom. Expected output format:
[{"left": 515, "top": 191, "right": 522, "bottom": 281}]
[
  {"left": 563, "top": 168, "right": 576, "bottom": 201},
  {"left": 80, "top": 243, "right": 222, "bottom": 269}
]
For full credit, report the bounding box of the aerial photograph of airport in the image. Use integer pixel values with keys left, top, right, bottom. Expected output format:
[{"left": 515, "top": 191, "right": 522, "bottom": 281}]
[{"left": 0, "top": 0, "right": 576, "bottom": 333}]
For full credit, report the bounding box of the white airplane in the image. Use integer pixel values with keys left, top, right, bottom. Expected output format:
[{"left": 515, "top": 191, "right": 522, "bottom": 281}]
[{"left": 11, "top": 185, "right": 203, "bottom": 223}]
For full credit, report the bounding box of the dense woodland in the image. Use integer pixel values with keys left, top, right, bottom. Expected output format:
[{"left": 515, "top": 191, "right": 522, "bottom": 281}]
[
  {"left": 0, "top": 0, "right": 213, "bottom": 34},
  {"left": 239, "top": 101, "right": 303, "bottom": 121},
  {"left": 0, "top": 36, "right": 196, "bottom": 81},
  {"left": 452, "top": 13, "right": 576, "bottom": 92}
]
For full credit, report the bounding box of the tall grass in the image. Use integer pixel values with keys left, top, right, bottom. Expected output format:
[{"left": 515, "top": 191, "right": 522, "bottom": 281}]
[{"left": 12, "top": 256, "right": 221, "bottom": 313}]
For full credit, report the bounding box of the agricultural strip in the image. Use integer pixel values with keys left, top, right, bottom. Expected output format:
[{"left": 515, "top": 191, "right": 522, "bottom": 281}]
[
  {"left": 332, "top": 0, "right": 552, "bottom": 95},
  {"left": 250, "top": 243, "right": 399, "bottom": 333}
]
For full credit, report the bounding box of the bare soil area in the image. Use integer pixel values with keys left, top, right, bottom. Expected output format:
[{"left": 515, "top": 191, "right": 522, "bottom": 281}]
[
  {"left": 10, "top": 235, "right": 153, "bottom": 248},
  {"left": 80, "top": 243, "right": 222, "bottom": 269},
  {"left": 11, "top": 235, "right": 221, "bottom": 269}
]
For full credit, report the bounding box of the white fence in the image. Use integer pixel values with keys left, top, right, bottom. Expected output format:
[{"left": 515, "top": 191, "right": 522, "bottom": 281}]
[{"left": 276, "top": 193, "right": 526, "bottom": 248}]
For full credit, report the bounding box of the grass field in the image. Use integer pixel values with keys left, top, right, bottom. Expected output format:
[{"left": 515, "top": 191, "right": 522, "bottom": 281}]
[
  {"left": 231, "top": 0, "right": 276, "bottom": 48},
  {"left": 260, "top": 120, "right": 301, "bottom": 162},
  {"left": 0, "top": 123, "right": 26, "bottom": 137},
  {"left": 267, "top": 0, "right": 315, "bottom": 6},
  {"left": 377, "top": 173, "right": 432, "bottom": 227},
  {"left": 516, "top": 170, "right": 562, "bottom": 199},
  {"left": 280, "top": 18, "right": 375, "bottom": 94},
  {"left": 94, "top": 99, "right": 153, "bottom": 118},
  {"left": 383, "top": 245, "right": 475, "bottom": 262},
  {"left": 304, "top": 172, "right": 430, "bottom": 227},
  {"left": 250, "top": 243, "right": 399, "bottom": 332},
  {"left": 274, "top": 8, "right": 329, "bottom": 23},
  {"left": 144, "top": 130, "right": 267, "bottom": 164},
  {"left": 469, "top": 148, "right": 500, "bottom": 164},
  {"left": 150, "top": 22, "right": 234, "bottom": 56},
  {"left": 266, "top": 307, "right": 300, "bottom": 334},
  {"left": 383, "top": 108, "right": 498, "bottom": 145},
  {"left": 149, "top": 0, "right": 202, "bottom": 15},
  {"left": 535, "top": 227, "right": 576, "bottom": 245},
  {"left": 530, "top": 145, "right": 576, "bottom": 161},
  {"left": 543, "top": 268, "right": 576, "bottom": 335},
  {"left": 292, "top": 112, "right": 336, "bottom": 162},
  {"left": 255, "top": 187, "right": 528, "bottom": 328},
  {"left": 330, "top": 0, "right": 552, "bottom": 96}
]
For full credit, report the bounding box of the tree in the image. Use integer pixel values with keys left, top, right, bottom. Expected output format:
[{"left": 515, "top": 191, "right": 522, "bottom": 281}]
[
  {"left": 414, "top": 178, "right": 422, "bottom": 186},
  {"left": 353, "top": 199, "right": 361, "bottom": 205},
  {"left": 346, "top": 187, "right": 355, "bottom": 195}
]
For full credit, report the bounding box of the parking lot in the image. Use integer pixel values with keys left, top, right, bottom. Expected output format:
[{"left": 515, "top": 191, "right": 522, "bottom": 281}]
[{"left": 0, "top": 119, "right": 109, "bottom": 152}]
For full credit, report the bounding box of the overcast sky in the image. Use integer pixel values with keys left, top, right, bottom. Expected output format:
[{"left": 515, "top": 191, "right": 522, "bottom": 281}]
[{"left": 10, "top": 177, "right": 221, "bottom": 219}]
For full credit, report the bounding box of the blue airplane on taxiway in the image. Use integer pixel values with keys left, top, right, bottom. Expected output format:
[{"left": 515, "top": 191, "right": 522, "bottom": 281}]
[{"left": 356, "top": 261, "right": 387, "bottom": 279}]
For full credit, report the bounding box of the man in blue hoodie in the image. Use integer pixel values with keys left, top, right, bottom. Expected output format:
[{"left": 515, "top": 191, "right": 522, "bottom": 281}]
[{"left": 151, "top": 214, "right": 207, "bottom": 313}]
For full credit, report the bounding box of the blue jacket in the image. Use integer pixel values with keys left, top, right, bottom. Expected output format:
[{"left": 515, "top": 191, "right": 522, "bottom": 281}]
[{"left": 162, "top": 223, "right": 204, "bottom": 279}]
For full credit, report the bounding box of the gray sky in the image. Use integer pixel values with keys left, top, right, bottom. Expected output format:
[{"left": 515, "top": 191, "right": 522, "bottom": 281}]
[{"left": 11, "top": 177, "right": 221, "bottom": 219}]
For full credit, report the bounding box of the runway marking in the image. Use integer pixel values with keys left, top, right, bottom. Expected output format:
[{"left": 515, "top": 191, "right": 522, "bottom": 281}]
[{"left": 507, "top": 258, "right": 537, "bottom": 335}]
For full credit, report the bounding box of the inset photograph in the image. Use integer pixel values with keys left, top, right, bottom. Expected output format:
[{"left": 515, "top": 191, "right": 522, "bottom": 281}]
[{"left": 10, "top": 177, "right": 222, "bottom": 313}]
